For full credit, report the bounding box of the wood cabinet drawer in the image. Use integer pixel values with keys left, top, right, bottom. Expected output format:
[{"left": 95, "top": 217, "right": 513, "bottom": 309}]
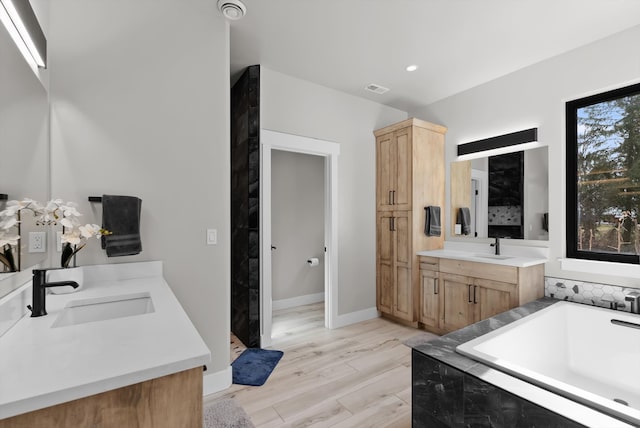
[
  {"left": 418, "top": 256, "right": 439, "bottom": 271},
  {"left": 438, "top": 258, "right": 517, "bottom": 284}
]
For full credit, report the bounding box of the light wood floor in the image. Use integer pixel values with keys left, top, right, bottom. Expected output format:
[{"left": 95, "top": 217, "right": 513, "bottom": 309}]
[{"left": 205, "top": 303, "right": 425, "bottom": 427}]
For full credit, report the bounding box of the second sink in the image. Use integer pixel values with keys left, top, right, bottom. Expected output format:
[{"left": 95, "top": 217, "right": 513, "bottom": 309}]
[{"left": 52, "top": 292, "right": 155, "bottom": 328}]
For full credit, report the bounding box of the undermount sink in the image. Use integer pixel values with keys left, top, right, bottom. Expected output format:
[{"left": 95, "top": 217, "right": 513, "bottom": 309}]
[
  {"left": 472, "top": 254, "right": 514, "bottom": 260},
  {"left": 51, "top": 292, "right": 155, "bottom": 328}
]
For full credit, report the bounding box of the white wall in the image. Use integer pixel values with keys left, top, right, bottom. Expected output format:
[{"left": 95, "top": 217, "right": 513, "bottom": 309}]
[
  {"left": 412, "top": 24, "right": 640, "bottom": 287},
  {"left": 48, "top": 0, "right": 231, "bottom": 379},
  {"left": 271, "top": 150, "right": 325, "bottom": 302},
  {"left": 261, "top": 68, "right": 408, "bottom": 314}
]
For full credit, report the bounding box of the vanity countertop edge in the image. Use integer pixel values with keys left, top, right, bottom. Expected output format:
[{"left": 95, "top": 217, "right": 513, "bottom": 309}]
[
  {"left": 0, "top": 261, "right": 211, "bottom": 420},
  {"left": 416, "top": 249, "right": 547, "bottom": 267}
]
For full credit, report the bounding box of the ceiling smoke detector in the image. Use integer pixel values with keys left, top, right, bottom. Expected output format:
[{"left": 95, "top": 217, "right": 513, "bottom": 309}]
[
  {"left": 365, "top": 83, "right": 390, "bottom": 95},
  {"left": 217, "top": 0, "right": 246, "bottom": 20}
]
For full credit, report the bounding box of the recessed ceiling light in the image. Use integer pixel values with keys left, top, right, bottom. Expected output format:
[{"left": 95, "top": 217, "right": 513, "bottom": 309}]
[{"left": 406, "top": 64, "right": 418, "bottom": 72}]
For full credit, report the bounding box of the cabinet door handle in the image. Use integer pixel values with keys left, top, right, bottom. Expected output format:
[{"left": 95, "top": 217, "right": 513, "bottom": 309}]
[
  {"left": 389, "top": 190, "right": 393, "bottom": 205},
  {"left": 389, "top": 217, "right": 396, "bottom": 231},
  {"left": 468, "top": 284, "right": 472, "bottom": 303},
  {"left": 433, "top": 278, "right": 439, "bottom": 295},
  {"left": 473, "top": 285, "right": 478, "bottom": 304},
  {"left": 392, "top": 190, "right": 396, "bottom": 205}
]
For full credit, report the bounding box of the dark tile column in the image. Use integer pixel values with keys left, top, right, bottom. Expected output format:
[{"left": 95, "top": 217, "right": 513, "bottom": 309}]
[{"left": 231, "top": 65, "right": 260, "bottom": 348}]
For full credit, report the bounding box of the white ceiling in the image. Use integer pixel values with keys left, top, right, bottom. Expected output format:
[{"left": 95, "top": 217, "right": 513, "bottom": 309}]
[{"left": 229, "top": 0, "right": 640, "bottom": 112}]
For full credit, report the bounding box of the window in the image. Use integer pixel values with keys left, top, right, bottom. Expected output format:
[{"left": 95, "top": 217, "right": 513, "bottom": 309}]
[{"left": 567, "top": 82, "right": 640, "bottom": 263}]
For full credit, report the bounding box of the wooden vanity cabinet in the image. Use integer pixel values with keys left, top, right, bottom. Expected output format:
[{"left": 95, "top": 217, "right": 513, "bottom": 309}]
[
  {"left": 375, "top": 119, "right": 447, "bottom": 324},
  {"left": 419, "top": 256, "right": 543, "bottom": 334},
  {"left": 0, "top": 368, "right": 203, "bottom": 428}
]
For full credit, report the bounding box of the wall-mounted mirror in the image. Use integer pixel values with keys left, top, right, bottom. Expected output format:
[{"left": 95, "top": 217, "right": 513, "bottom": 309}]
[
  {"left": 450, "top": 146, "right": 549, "bottom": 241},
  {"left": 0, "top": 17, "right": 49, "bottom": 294}
]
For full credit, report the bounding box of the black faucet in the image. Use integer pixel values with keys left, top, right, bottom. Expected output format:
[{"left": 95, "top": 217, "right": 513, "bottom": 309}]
[
  {"left": 490, "top": 237, "right": 501, "bottom": 255},
  {"left": 29, "top": 269, "right": 79, "bottom": 317}
]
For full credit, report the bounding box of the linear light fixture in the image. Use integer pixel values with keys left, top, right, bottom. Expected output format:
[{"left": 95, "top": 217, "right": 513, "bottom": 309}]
[
  {"left": 457, "top": 128, "right": 539, "bottom": 160},
  {"left": 0, "top": 0, "right": 46, "bottom": 68}
]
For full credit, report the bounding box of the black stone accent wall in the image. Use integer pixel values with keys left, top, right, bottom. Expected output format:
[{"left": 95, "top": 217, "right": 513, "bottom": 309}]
[
  {"left": 230, "top": 65, "right": 260, "bottom": 348},
  {"left": 412, "top": 351, "right": 585, "bottom": 428}
]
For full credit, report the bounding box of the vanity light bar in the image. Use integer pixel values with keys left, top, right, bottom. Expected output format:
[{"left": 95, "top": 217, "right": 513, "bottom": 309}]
[
  {"left": 457, "top": 128, "right": 538, "bottom": 157},
  {"left": 0, "top": 0, "right": 46, "bottom": 68}
]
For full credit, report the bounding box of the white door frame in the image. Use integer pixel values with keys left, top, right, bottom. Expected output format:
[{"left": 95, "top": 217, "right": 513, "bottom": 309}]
[{"left": 260, "top": 129, "right": 340, "bottom": 347}]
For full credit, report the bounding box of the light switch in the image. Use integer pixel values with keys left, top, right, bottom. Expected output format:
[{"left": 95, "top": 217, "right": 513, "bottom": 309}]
[{"left": 207, "top": 229, "right": 217, "bottom": 245}]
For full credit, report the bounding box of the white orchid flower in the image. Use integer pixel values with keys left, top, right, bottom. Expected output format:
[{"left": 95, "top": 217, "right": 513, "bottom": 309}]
[
  {"left": 62, "top": 205, "right": 82, "bottom": 218},
  {"left": 60, "top": 217, "right": 77, "bottom": 229},
  {"left": 0, "top": 217, "right": 18, "bottom": 230},
  {"left": 79, "top": 224, "right": 101, "bottom": 239},
  {"left": 61, "top": 229, "right": 82, "bottom": 245},
  {"left": 45, "top": 199, "right": 62, "bottom": 212},
  {"left": 0, "top": 234, "right": 20, "bottom": 247}
]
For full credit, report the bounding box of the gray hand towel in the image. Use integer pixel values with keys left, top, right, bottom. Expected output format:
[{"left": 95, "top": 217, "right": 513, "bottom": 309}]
[
  {"left": 101, "top": 195, "right": 142, "bottom": 257},
  {"left": 458, "top": 207, "right": 471, "bottom": 235},
  {"left": 424, "top": 206, "right": 441, "bottom": 237}
]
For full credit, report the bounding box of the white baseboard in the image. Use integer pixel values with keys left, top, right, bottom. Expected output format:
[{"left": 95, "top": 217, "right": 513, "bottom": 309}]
[
  {"left": 203, "top": 366, "right": 232, "bottom": 397},
  {"left": 333, "top": 306, "right": 379, "bottom": 329},
  {"left": 272, "top": 292, "right": 325, "bottom": 311}
]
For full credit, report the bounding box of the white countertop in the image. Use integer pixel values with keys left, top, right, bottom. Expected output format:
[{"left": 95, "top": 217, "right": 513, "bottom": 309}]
[
  {"left": 0, "top": 261, "right": 211, "bottom": 420},
  {"left": 417, "top": 249, "right": 547, "bottom": 267}
]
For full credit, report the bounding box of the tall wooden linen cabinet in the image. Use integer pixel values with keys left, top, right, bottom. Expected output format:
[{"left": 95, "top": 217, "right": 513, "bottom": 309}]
[{"left": 375, "top": 118, "right": 446, "bottom": 324}]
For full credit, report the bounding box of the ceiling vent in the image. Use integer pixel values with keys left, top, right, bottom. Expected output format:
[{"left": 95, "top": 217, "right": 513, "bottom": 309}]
[
  {"left": 365, "top": 83, "right": 389, "bottom": 95},
  {"left": 217, "top": 0, "right": 246, "bottom": 20}
]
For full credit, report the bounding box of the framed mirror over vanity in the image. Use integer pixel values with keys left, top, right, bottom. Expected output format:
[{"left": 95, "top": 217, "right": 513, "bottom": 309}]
[
  {"left": 450, "top": 146, "right": 549, "bottom": 242},
  {"left": 0, "top": 10, "right": 49, "bottom": 297}
]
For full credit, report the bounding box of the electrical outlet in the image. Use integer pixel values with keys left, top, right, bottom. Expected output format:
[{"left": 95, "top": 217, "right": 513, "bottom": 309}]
[{"left": 29, "top": 231, "right": 46, "bottom": 253}]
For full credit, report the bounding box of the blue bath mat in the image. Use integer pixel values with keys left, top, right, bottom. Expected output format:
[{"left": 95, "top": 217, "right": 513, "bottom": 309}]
[{"left": 232, "top": 348, "right": 284, "bottom": 386}]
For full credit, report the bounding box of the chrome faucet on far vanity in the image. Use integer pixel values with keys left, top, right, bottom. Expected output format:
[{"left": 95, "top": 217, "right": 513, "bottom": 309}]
[
  {"left": 28, "top": 269, "right": 79, "bottom": 317},
  {"left": 490, "top": 237, "right": 501, "bottom": 255}
]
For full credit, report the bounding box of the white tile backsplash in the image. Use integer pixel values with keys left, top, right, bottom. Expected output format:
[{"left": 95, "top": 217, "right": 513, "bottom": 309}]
[{"left": 545, "top": 276, "right": 638, "bottom": 312}]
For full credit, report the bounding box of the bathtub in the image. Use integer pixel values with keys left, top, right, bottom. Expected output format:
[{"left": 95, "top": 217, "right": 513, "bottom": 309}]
[{"left": 456, "top": 301, "right": 640, "bottom": 426}]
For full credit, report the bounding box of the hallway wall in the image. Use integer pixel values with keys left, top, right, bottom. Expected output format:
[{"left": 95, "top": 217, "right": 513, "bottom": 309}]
[{"left": 261, "top": 67, "right": 408, "bottom": 317}]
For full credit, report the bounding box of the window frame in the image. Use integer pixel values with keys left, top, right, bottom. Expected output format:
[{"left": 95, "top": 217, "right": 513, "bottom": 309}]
[{"left": 566, "top": 82, "right": 640, "bottom": 264}]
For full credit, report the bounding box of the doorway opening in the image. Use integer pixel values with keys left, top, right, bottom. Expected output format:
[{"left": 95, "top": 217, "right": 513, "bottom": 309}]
[{"left": 260, "top": 130, "right": 339, "bottom": 347}]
